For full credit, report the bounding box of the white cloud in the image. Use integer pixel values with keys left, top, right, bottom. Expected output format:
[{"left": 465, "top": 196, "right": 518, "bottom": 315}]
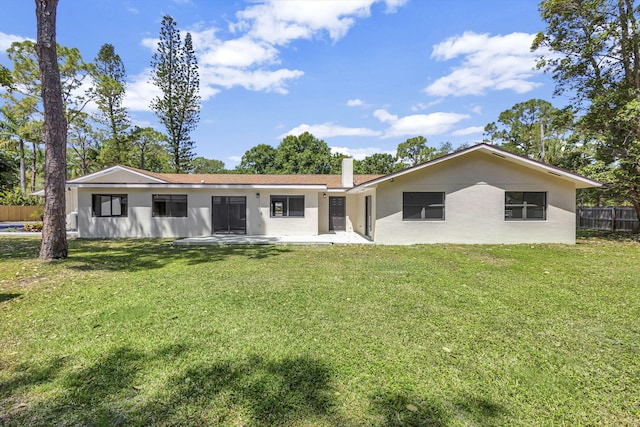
[
  {"left": 281, "top": 122, "right": 382, "bottom": 139},
  {"left": 470, "top": 105, "right": 482, "bottom": 115},
  {"left": 411, "top": 99, "right": 443, "bottom": 112},
  {"left": 123, "top": 69, "right": 164, "bottom": 112},
  {"left": 347, "top": 98, "right": 365, "bottom": 107},
  {"left": 451, "top": 126, "right": 484, "bottom": 136},
  {"left": 141, "top": 37, "right": 158, "bottom": 51},
  {"left": 203, "top": 66, "right": 303, "bottom": 94},
  {"left": 199, "top": 37, "right": 279, "bottom": 68},
  {"left": 383, "top": 0, "right": 409, "bottom": 13},
  {"left": 374, "top": 109, "right": 470, "bottom": 138},
  {"left": 231, "top": 0, "right": 406, "bottom": 45},
  {"left": 330, "top": 146, "right": 395, "bottom": 160},
  {"left": 425, "top": 31, "right": 543, "bottom": 97},
  {"left": 134, "top": 1, "right": 408, "bottom": 106},
  {"left": 234, "top": 1, "right": 374, "bottom": 45},
  {"left": 0, "top": 31, "right": 32, "bottom": 52},
  {"left": 229, "top": 155, "right": 242, "bottom": 162}
]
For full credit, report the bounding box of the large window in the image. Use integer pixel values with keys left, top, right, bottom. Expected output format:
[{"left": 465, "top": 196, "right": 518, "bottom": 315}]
[
  {"left": 92, "top": 194, "right": 127, "bottom": 217},
  {"left": 403, "top": 192, "right": 445, "bottom": 220},
  {"left": 505, "top": 192, "right": 546, "bottom": 220},
  {"left": 270, "top": 195, "right": 304, "bottom": 217},
  {"left": 153, "top": 194, "right": 187, "bottom": 217}
]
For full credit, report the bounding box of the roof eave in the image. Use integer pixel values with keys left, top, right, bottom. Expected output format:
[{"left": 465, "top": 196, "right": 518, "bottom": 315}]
[{"left": 67, "top": 165, "right": 169, "bottom": 184}]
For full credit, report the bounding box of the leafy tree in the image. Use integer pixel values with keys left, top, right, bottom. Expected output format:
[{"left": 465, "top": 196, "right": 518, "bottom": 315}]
[
  {"left": 0, "top": 187, "right": 42, "bottom": 206},
  {"left": 274, "top": 132, "right": 332, "bottom": 174},
  {"left": 2, "top": 42, "right": 42, "bottom": 193},
  {"left": 329, "top": 152, "right": 349, "bottom": 174},
  {"left": 0, "top": 107, "right": 30, "bottom": 192},
  {"left": 93, "top": 43, "right": 129, "bottom": 165},
  {"left": 0, "top": 65, "right": 12, "bottom": 89},
  {"left": 7, "top": 40, "right": 94, "bottom": 128},
  {"left": 128, "top": 126, "right": 170, "bottom": 172},
  {"left": 68, "top": 113, "right": 101, "bottom": 176},
  {"left": 434, "top": 142, "right": 454, "bottom": 158},
  {"left": 396, "top": 136, "right": 428, "bottom": 166},
  {"left": 150, "top": 16, "right": 201, "bottom": 173},
  {"left": 4, "top": 39, "right": 94, "bottom": 185},
  {"left": 192, "top": 156, "right": 225, "bottom": 174},
  {"left": 236, "top": 143, "right": 278, "bottom": 173},
  {"left": 35, "top": 0, "right": 68, "bottom": 260},
  {"left": 56, "top": 45, "right": 95, "bottom": 127},
  {"left": 24, "top": 119, "right": 43, "bottom": 192},
  {"left": 484, "top": 99, "right": 574, "bottom": 162},
  {"left": 534, "top": 0, "right": 640, "bottom": 217},
  {"left": 355, "top": 153, "right": 401, "bottom": 174},
  {"left": 396, "top": 137, "right": 452, "bottom": 166},
  {"left": 0, "top": 150, "right": 18, "bottom": 192}
]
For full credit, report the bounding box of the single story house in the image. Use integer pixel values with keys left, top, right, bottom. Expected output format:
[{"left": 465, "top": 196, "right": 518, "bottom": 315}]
[{"left": 63, "top": 143, "right": 601, "bottom": 244}]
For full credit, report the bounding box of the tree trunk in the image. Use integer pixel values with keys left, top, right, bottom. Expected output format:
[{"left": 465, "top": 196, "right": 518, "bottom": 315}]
[
  {"left": 35, "top": 0, "right": 68, "bottom": 260},
  {"left": 19, "top": 139, "right": 26, "bottom": 193},
  {"left": 30, "top": 140, "right": 37, "bottom": 193}
]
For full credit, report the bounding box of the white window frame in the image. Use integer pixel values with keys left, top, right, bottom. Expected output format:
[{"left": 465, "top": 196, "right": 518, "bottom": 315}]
[
  {"left": 402, "top": 192, "right": 445, "bottom": 221},
  {"left": 505, "top": 192, "right": 547, "bottom": 221}
]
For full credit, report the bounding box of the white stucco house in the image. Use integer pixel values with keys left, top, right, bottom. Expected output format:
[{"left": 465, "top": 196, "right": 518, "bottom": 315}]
[{"left": 62, "top": 143, "right": 601, "bottom": 244}]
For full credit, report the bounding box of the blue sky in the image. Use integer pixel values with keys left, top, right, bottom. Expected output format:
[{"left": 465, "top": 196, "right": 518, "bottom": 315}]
[{"left": 0, "top": 0, "right": 565, "bottom": 168}]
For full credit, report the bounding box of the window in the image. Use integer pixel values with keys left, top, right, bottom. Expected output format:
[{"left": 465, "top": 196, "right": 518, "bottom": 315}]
[
  {"left": 403, "top": 192, "right": 445, "bottom": 220},
  {"left": 92, "top": 194, "right": 127, "bottom": 217},
  {"left": 270, "top": 195, "right": 304, "bottom": 217},
  {"left": 505, "top": 192, "right": 546, "bottom": 220},
  {"left": 153, "top": 194, "right": 187, "bottom": 217}
]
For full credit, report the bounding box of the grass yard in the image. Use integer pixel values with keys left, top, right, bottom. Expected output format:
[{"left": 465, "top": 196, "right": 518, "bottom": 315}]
[{"left": 0, "top": 233, "right": 639, "bottom": 426}]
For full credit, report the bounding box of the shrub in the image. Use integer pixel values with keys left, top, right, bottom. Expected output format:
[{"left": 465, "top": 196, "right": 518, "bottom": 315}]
[
  {"left": 0, "top": 188, "right": 43, "bottom": 206},
  {"left": 30, "top": 207, "right": 44, "bottom": 221},
  {"left": 23, "top": 222, "right": 43, "bottom": 232}
]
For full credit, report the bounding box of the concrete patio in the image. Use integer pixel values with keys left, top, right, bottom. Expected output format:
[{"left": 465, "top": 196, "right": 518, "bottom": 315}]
[{"left": 173, "top": 231, "right": 373, "bottom": 246}]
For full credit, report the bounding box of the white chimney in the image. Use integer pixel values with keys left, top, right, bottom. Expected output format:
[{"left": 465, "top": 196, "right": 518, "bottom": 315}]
[{"left": 342, "top": 157, "right": 354, "bottom": 188}]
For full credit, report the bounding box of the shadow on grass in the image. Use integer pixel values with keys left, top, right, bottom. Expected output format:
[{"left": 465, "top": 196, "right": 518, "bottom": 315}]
[
  {"left": 67, "top": 240, "right": 291, "bottom": 272},
  {"left": 0, "top": 237, "right": 41, "bottom": 260},
  {"left": 369, "top": 391, "right": 507, "bottom": 426},
  {"left": 1, "top": 346, "right": 340, "bottom": 426},
  {"left": 577, "top": 229, "right": 640, "bottom": 242},
  {"left": 153, "top": 354, "right": 338, "bottom": 425},
  {"left": 370, "top": 391, "right": 450, "bottom": 426},
  {"left": 0, "top": 237, "right": 291, "bottom": 271},
  {"left": 0, "top": 293, "right": 21, "bottom": 303}
]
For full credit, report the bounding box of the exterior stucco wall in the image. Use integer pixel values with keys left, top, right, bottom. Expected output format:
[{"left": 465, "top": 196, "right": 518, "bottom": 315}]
[
  {"left": 373, "top": 151, "right": 578, "bottom": 244},
  {"left": 76, "top": 187, "right": 321, "bottom": 238},
  {"left": 347, "top": 191, "right": 375, "bottom": 237},
  {"left": 258, "top": 190, "right": 320, "bottom": 236},
  {"left": 317, "top": 193, "right": 361, "bottom": 233},
  {"left": 318, "top": 193, "right": 329, "bottom": 234},
  {"left": 77, "top": 188, "right": 211, "bottom": 238}
]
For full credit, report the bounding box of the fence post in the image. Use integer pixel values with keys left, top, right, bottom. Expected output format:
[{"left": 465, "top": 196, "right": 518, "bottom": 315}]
[{"left": 612, "top": 207, "right": 616, "bottom": 231}]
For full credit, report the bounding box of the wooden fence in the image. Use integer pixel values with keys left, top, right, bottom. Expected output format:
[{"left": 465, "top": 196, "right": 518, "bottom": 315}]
[
  {"left": 576, "top": 206, "right": 639, "bottom": 231},
  {"left": 0, "top": 206, "right": 41, "bottom": 222}
]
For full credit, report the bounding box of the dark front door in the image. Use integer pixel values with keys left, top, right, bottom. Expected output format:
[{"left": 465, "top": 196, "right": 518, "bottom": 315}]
[
  {"left": 212, "top": 196, "right": 246, "bottom": 234},
  {"left": 329, "top": 196, "right": 346, "bottom": 231},
  {"left": 365, "top": 195, "right": 372, "bottom": 237}
]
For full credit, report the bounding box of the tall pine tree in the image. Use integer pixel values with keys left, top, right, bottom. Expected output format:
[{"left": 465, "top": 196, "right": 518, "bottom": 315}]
[
  {"left": 150, "top": 16, "right": 200, "bottom": 173},
  {"left": 35, "top": 0, "right": 68, "bottom": 260},
  {"left": 93, "top": 43, "right": 129, "bottom": 166}
]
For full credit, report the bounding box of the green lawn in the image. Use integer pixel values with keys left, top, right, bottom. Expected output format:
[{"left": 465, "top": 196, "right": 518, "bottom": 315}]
[{"left": 0, "top": 233, "right": 639, "bottom": 426}]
